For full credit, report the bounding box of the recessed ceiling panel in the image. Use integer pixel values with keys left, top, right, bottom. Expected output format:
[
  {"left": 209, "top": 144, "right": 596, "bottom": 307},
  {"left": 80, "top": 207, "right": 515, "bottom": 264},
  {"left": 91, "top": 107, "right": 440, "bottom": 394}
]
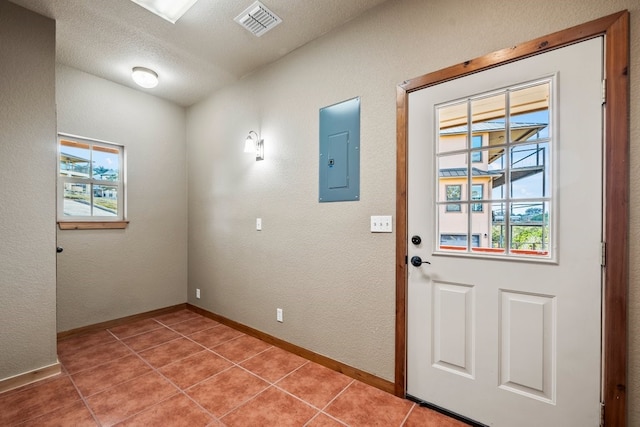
[{"left": 130, "top": 0, "right": 199, "bottom": 23}]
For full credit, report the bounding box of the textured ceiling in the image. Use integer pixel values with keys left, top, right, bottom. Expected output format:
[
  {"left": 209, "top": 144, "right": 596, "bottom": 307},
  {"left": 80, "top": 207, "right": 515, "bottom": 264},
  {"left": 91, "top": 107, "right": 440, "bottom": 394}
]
[{"left": 9, "top": 0, "right": 388, "bottom": 106}]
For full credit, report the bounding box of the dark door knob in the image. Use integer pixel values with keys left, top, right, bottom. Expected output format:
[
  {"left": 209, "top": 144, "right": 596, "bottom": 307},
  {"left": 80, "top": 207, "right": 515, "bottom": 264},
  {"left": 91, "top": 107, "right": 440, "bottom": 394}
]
[
  {"left": 56, "top": 247, "right": 63, "bottom": 253},
  {"left": 411, "top": 235, "right": 422, "bottom": 245},
  {"left": 410, "top": 256, "right": 430, "bottom": 267}
]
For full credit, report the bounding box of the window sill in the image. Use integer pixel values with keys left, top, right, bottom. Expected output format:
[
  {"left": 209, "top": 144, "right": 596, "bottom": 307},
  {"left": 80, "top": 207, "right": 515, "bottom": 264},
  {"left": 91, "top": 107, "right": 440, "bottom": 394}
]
[{"left": 58, "top": 221, "right": 129, "bottom": 230}]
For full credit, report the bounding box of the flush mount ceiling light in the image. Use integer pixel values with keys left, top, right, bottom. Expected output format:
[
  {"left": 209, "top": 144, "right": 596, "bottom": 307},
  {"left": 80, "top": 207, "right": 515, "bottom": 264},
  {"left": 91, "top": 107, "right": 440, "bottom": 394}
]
[
  {"left": 131, "top": 67, "right": 159, "bottom": 88},
  {"left": 130, "top": 0, "right": 199, "bottom": 24}
]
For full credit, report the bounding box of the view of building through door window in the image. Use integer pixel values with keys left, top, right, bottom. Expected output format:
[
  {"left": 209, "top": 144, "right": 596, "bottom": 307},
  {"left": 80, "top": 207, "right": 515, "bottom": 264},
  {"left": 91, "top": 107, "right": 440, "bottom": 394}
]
[{"left": 436, "top": 80, "right": 551, "bottom": 257}]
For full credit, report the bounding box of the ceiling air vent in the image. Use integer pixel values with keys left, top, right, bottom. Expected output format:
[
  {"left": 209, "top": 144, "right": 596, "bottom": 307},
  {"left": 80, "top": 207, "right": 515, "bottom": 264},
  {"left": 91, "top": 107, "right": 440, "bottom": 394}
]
[{"left": 234, "top": 1, "right": 282, "bottom": 37}]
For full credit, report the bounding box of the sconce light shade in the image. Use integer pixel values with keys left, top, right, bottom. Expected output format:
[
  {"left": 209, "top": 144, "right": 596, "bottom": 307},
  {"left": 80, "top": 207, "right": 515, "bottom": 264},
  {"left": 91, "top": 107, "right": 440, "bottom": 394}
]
[
  {"left": 132, "top": 66, "right": 159, "bottom": 88},
  {"left": 244, "top": 131, "right": 264, "bottom": 161},
  {"left": 244, "top": 133, "right": 256, "bottom": 153}
]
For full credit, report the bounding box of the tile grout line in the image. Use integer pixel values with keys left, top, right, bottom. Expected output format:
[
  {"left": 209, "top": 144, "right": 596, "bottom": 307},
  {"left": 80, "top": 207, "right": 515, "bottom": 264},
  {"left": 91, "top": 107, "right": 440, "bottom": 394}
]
[
  {"left": 160, "top": 319, "right": 222, "bottom": 335},
  {"left": 58, "top": 312, "right": 284, "bottom": 425},
  {"left": 63, "top": 370, "right": 103, "bottom": 426},
  {"left": 400, "top": 403, "right": 418, "bottom": 426},
  {"left": 114, "top": 327, "right": 223, "bottom": 426},
  {"left": 303, "top": 410, "right": 349, "bottom": 427},
  {"left": 179, "top": 329, "right": 278, "bottom": 422},
  {"left": 271, "top": 383, "right": 349, "bottom": 427},
  {"left": 59, "top": 312, "right": 421, "bottom": 427},
  {"left": 313, "top": 379, "right": 357, "bottom": 425},
  {"left": 79, "top": 315, "right": 314, "bottom": 426},
  {"left": 88, "top": 329, "right": 183, "bottom": 425},
  {"left": 3, "top": 372, "right": 94, "bottom": 427},
  {"left": 221, "top": 352, "right": 344, "bottom": 424},
  {"left": 165, "top": 324, "right": 235, "bottom": 347},
  {"left": 274, "top": 358, "right": 310, "bottom": 381},
  {"left": 107, "top": 313, "right": 221, "bottom": 342},
  {"left": 120, "top": 319, "right": 233, "bottom": 425},
  {"left": 58, "top": 330, "right": 134, "bottom": 377},
  {"left": 266, "top": 371, "right": 356, "bottom": 426},
  {"left": 112, "top": 313, "right": 280, "bottom": 425},
  {"left": 174, "top": 315, "right": 357, "bottom": 426},
  {"left": 62, "top": 317, "right": 215, "bottom": 425},
  {"left": 108, "top": 319, "right": 165, "bottom": 340},
  {"left": 215, "top": 384, "right": 276, "bottom": 420},
  {"left": 173, "top": 318, "right": 320, "bottom": 422},
  {"left": 319, "top": 379, "right": 356, "bottom": 412}
]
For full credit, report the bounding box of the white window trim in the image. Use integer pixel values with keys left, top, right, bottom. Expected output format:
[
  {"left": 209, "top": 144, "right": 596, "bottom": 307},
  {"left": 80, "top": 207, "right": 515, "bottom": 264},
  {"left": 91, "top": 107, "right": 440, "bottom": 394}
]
[{"left": 57, "top": 133, "right": 127, "bottom": 227}]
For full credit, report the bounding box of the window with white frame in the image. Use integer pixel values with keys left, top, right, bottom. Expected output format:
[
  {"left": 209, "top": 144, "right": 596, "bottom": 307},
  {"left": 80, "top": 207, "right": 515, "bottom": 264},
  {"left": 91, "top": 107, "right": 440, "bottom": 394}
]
[
  {"left": 445, "top": 184, "right": 462, "bottom": 212},
  {"left": 436, "top": 79, "right": 552, "bottom": 258},
  {"left": 58, "top": 135, "right": 124, "bottom": 221},
  {"left": 471, "top": 184, "right": 483, "bottom": 212}
]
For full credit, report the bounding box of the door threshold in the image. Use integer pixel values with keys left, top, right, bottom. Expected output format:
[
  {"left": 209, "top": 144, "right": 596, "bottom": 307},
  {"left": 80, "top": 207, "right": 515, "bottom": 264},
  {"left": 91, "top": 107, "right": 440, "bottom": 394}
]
[{"left": 405, "top": 394, "right": 487, "bottom": 427}]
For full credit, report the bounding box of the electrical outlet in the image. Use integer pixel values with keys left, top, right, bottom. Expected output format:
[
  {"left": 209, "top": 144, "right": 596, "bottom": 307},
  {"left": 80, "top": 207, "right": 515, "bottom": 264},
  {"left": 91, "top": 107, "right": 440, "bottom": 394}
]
[
  {"left": 256, "top": 218, "right": 262, "bottom": 231},
  {"left": 196, "top": 288, "right": 201, "bottom": 299},
  {"left": 276, "top": 308, "right": 283, "bottom": 322}
]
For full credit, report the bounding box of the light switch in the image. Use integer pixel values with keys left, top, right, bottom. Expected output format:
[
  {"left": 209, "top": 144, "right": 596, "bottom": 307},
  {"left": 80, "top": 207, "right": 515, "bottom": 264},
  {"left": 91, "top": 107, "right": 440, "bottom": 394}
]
[
  {"left": 256, "top": 218, "right": 262, "bottom": 231},
  {"left": 371, "top": 215, "right": 392, "bottom": 233}
]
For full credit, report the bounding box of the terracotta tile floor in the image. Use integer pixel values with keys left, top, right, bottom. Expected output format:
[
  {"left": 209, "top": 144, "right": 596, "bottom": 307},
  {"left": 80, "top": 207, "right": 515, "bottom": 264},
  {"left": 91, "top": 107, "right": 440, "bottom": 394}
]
[{"left": 0, "top": 309, "right": 468, "bottom": 426}]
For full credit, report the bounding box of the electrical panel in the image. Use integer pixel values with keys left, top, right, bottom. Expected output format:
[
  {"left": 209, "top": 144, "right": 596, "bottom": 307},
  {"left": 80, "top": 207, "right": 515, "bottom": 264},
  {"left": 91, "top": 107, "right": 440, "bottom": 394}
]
[{"left": 319, "top": 97, "right": 360, "bottom": 202}]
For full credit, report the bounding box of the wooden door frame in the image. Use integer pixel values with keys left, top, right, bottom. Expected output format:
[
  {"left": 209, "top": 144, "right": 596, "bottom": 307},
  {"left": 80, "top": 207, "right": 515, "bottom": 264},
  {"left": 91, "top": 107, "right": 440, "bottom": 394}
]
[{"left": 395, "top": 11, "right": 629, "bottom": 426}]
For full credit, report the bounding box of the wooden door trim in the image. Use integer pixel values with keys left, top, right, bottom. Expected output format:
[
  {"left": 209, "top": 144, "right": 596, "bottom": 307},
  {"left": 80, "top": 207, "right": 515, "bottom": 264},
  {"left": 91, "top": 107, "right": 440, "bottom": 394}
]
[{"left": 395, "top": 11, "right": 629, "bottom": 426}]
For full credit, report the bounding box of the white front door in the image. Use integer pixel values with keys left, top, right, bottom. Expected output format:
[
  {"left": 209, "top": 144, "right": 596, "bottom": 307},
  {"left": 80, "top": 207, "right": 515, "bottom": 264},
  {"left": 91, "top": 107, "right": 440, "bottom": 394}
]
[{"left": 407, "top": 38, "right": 603, "bottom": 426}]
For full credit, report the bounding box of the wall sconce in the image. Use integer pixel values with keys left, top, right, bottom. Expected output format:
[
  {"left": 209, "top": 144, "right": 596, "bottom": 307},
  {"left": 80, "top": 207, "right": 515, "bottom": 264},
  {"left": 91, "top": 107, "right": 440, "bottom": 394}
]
[{"left": 244, "top": 131, "right": 264, "bottom": 161}]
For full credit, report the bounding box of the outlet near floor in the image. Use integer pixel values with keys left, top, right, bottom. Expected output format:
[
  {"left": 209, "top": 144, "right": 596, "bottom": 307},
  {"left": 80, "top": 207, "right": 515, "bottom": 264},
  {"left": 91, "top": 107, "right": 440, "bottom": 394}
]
[
  {"left": 196, "top": 288, "right": 201, "bottom": 299},
  {"left": 276, "top": 308, "right": 283, "bottom": 322}
]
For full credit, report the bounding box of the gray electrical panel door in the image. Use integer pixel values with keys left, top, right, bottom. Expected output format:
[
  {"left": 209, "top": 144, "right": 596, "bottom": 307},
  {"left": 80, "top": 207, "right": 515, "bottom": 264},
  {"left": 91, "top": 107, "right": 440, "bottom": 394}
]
[{"left": 319, "top": 97, "right": 360, "bottom": 202}]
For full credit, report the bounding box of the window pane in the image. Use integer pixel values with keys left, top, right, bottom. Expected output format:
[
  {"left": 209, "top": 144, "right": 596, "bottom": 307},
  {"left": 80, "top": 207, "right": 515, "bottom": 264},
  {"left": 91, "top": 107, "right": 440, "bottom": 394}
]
[
  {"left": 438, "top": 102, "right": 468, "bottom": 154},
  {"left": 447, "top": 185, "right": 461, "bottom": 201},
  {"left": 510, "top": 142, "right": 549, "bottom": 199},
  {"left": 510, "top": 202, "right": 550, "bottom": 255},
  {"left": 471, "top": 135, "right": 483, "bottom": 162},
  {"left": 445, "top": 203, "right": 462, "bottom": 212},
  {"left": 510, "top": 225, "right": 549, "bottom": 253},
  {"left": 438, "top": 201, "right": 468, "bottom": 251},
  {"left": 470, "top": 202, "right": 494, "bottom": 252},
  {"left": 472, "top": 93, "right": 506, "bottom": 126},
  {"left": 471, "top": 184, "right": 483, "bottom": 212},
  {"left": 92, "top": 185, "right": 118, "bottom": 217},
  {"left": 491, "top": 202, "right": 507, "bottom": 249},
  {"left": 93, "top": 145, "right": 120, "bottom": 181},
  {"left": 60, "top": 139, "right": 90, "bottom": 178},
  {"left": 510, "top": 83, "right": 550, "bottom": 143},
  {"left": 488, "top": 147, "right": 506, "bottom": 172},
  {"left": 63, "top": 182, "right": 91, "bottom": 216},
  {"left": 440, "top": 234, "right": 479, "bottom": 248},
  {"left": 471, "top": 93, "right": 506, "bottom": 155},
  {"left": 439, "top": 154, "right": 468, "bottom": 202},
  {"left": 445, "top": 184, "right": 462, "bottom": 212}
]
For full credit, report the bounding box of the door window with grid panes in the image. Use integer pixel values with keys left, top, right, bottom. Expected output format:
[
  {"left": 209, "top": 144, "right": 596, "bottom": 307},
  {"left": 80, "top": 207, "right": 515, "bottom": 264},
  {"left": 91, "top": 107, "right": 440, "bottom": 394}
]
[{"left": 436, "top": 79, "right": 551, "bottom": 258}]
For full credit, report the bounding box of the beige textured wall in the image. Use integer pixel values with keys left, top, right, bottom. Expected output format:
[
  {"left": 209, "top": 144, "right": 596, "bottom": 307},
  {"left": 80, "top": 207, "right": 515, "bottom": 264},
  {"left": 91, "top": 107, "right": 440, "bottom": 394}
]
[
  {"left": 0, "top": 1, "right": 57, "bottom": 380},
  {"left": 187, "top": 0, "right": 640, "bottom": 420},
  {"left": 56, "top": 65, "right": 188, "bottom": 332}
]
